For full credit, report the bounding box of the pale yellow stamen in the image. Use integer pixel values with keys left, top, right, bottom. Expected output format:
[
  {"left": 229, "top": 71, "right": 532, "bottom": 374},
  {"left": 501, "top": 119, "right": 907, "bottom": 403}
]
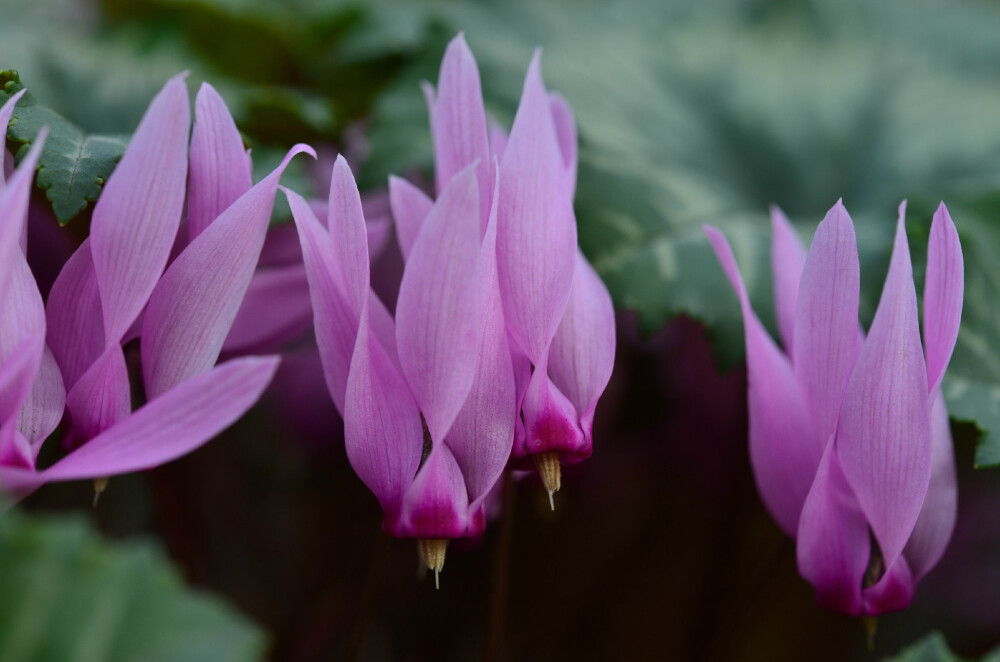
[
  {"left": 418, "top": 539, "right": 448, "bottom": 589},
  {"left": 532, "top": 451, "right": 561, "bottom": 511}
]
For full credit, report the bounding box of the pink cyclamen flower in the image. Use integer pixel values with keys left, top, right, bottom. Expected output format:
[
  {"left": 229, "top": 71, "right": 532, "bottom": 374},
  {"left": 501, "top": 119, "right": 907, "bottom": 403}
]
[
  {"left": 288, "top": 151, "right": 509, "bottom": 584},
  {"left": 20, "top": 74, "right": 313, "bottom": 502},
  {"left": 705, "top": 200, "right": 962, "bottom": 616},
  {"left": 411, "top": 34, "right": 615, "bottom": 504}
]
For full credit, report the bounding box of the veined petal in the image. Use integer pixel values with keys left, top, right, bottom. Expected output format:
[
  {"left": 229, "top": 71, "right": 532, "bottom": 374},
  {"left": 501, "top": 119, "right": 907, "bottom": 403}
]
[
  {"left": 222, "top": 264, "right": 313, "bottom": 354},
  {"left": 0, "top": 463, "right": 44, "bottom": 502},
  {"left": 497, "top": 50, "right": 577, "bottom": 364},
  {"left": 705, "top": 225, "right": 820, "bottom": 535},
  {"left": 141, "top": 145, "right": 313, "bottom": 398},
  {"left": 327, "top": 155, "right": 370, "bottom": 314},
  {"left": 0, "top": 135, "right": 45, "bottom": 302},
  {"left": 395, "top": 445, "right": 471, "bottom": 539},
  {"left": 344, "top": 304, "right": 423, "bottom": 523},
  {"left": 90, "top": 73, "right": 190, "bottom": 342},
  {"left": 903, "top": 390, "right": 957, "bottom": 580},
  {"left": 446, "top": 167, "right": 515, "bottom": 505},
  {"left": 796, "top": 441, "right": 870, "bottom": 616},
  {"left": 837, "top": 204, "right": 932, "bottom": 572},
  {"left": 17, "top": 346, "right": 65, "bottom": 449},
  {"left": 923, "top": 202, "right": 963, "bottom": 393},
  {"left": 388, "top": 175, "right": 433, "bottom": 261},
  {"left": 0, "top": 89, "right": 26, "bottom": 190},
  {"left": 487, "top": 119, "right": 508, "bottom": 164},
  {"left": 862, "top": 556, "right": 915, "bottom": 616},
  {"left": 549, "top": 251, "right": 616, "bottom": 445},
  {"left": 431, "top": 33, "right": 492, "bottom": 228},
  {"left": 45, "top": 240, "right": 104, "bottom": 388},
  {"left": 64, "top": 346, "right": 130, "bottom": 444},
  {"left": 187, "top": 83, "right": 253, "bottom": 241},
  {"left": 286, "top": 186, "right": 361, "bottom": 413},
  {"left": 769, "top": 206, "right": 806, "bottom": 353},
  {"left": 43, "top": 356, "right": 278, "bottom": 481},
  {"left": 0, "top": 253, "right": 46, "bottom": 363},
  {"left": 793, "top": 200, "right": 862, "bottom": 442},
  {"left": 548, "top": 92, "right": 577, "bottom": 197},
  {"left": 396, "top": 163, "right": 482, "bottom": 444},
  {"left": 517, "top": 365, "right": 585, "bottom": 461},
  {"left": 0, "top": 333, "right": 44, "bottom": 428}
]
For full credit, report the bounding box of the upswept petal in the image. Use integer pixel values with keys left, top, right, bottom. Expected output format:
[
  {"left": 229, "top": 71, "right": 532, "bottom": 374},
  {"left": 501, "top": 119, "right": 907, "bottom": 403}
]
[
  {"left": 327, "top": 155, "right": 370, "bottom": 314},
  {"left": 548, "top": 92, "right": 577, "bottom": 197},
  {"left": 396, "top": 164, "right": 483, "bottom": 444},
  {"left": 769, "top": 206, "right": 806, "bottom": 353},
  {"left": 0, "top": 89, "right": 26, "bottom": 190},
  {"left": 0, "top": 135, "right": 45, "bottom": 301},
  {"left": 445, "top": 168, "right": 515, "bottom": 505},
  {"left": 43, "top": 356, "right": 278, "bottom": 481},
  {"left": 862, "top": 556, "right": 915, "bottom": 616},
  {"left": 431, "top": 33, "right": 492, "bottom": 227},
  {"left": 187, "top": 83, "right": 253, "bottom": 241},
  {"left": 45, "top": 240, "right": 104, "bottom": 388},
  {"left": 0, "top": 333, "right": 44, "bottom": 429},
  {"left": 792, "top": 200, "right": 861, "bottom": 443},
  {"left": 796, "top": 441, "right": 870, "bottom": 615},
  {"left": 497, "top": 51, "right": 577, "bottom": 363},
  {"left": 222, "top": 264, "right": 312, "bottom": 354},
  {"left": 64, "top": 346, "right": 130, "bottom": 444},
  {"left": 548, "top": 251, "right": 616, "bottom": 443},
  {"left": 141, "top": 145, "right": 314, "bottom": 398},
  {"left": 923, "top": 203, "right": 963, "bottom": 393},
  {"left": 286, "top": 187, "right": 361, "bottom": 413},
  {"left": 90, "top": 73, "right": 190, "bottom": 342},
  {"left": 388, "top": 175, "right": 433, "bottom": 261},
  {"left": 837, "top": 204, "right": 932, "bottom": 573},
  {"left": 396, "top": 445, "right": 471, "bottom": 539},
  {"left": 0, "top": 253, "right": 46, "bottom": 361},
  {"left": 518, "top": 365, "right": 585, "bottom": 461},
  {"left": 344, "top": 304, "right": 423, "bottom": 523},
  {"left": 487, "top": 120, "right": 508, "bottom": 164},
  {"left": 17, "top": 346, "right": 65, "bottom": 449},
  {"left": 705, "top": 225, "right": 820, "bottom": 535},
  {"left": 902, "top": 390, "right": 957, "bottom": 580}
]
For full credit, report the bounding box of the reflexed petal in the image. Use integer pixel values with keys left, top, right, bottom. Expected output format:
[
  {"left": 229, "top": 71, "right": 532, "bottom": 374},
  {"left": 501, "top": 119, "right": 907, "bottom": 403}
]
[
  {"left": 187, "top": 83, "right": 254, "bottom": 241},
  {"left": 796, "top": 441, "right": 869, "bottom": 616},
  {"left": 769, "top": 206, "right": 806, "bottom": 353},
  {"left": 222, "top": 264, "right": 313, "bottom": 354},
  {"left": 446, "top": 168, "right": 515, "bottom": 504},
  {"left": 497, "top": 51, "right": 577, "bottom": 364},
  {"left": 46, "top": 240, "right": 104, "bottom": 388},
  {"left": 903, "top": 390, "right": 957, "bottom": 580},
  {"left": 488, "top": 120, "right": 508, "bottom": 163},
  {"left": 793, "top": 200, "right": 861, "bottom": 442},
  {"left": 0, "top": 333, "right": 44, "bottom": 427},
  {"left": 141, "top": 145, "right": 313, "bottom": 398},
  {"left": 862, "top": 556, "right": 915, "bottom": 616},
  {"left": 0, "top": 89, "right": 26, "bottom": 190},
  {"left": 388, "top": 175, "right": 433, "bottom": 261},
  {"left": 517, "top": 366, "right": 585, "bottom": 461},
  {"left": 18, "top": 346, "right": 65, "bottom": 449},
  {"left": 90, "top": 74, "right": 190, "bottom": 342},
  {"left": 837, "top": 205, "right": 932, "bottom": 572},
  {"left": 344, "top": 306, "right": 423, "bottom": 521},
  {"left": 44, "top": 356, "right": 279, "bottom": 481},
  {"left": 396, "top": 445, "right": 471, "bottom": 539},
  {"left": 705, "top": 225, "right": 820, "bottom": 534},
  {"left": 0, "top": 135, "right": 45, "bottom": 301},
  {"left": 549, "top": 251, "right": 615, "bottom": 445},
  {"left": 431, "top": 33, "right": 492, "bottom": 227},
  {"left": 64, "top": 346, "right": 130, "bottom": 443},
  {"left": 923, "top": 202, "right": 963, "bottom": 393},
  {"left": 327, "top": 155, "right": 370, "bottom": 314},
  {"left": 396, "top": 164, "right": 482, "bottom": 444},
  {"left": 0, "top": 253, "right": 46, "bottom": 361},
  {"left": 548, "top": 92, "right": 577, "bottom": 196}
]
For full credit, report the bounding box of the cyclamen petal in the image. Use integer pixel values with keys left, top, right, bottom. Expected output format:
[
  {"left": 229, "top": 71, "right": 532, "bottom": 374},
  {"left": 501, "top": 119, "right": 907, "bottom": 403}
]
[
  {"left": 548, "top": 92, "right": 578, "bottom": 197},
  {"left": 0, "top": 89, "right": 26, "bottom": 190},
  {"left": 46, "top": 239, "right": 105, "bottom": 388},
  {"left": 222, "top": 264, "right": 313, "bottom": 354},
  {"left": 923, "top": 203, "right": 964, "bottom": 393},
  {"left": 769, "top": 206, "right": 806, "bottom": 353},
  {"left": 0, "top": 135, "right": 45, "bottom": 303},
  {"left": 388, "top": 175, "right": 433, "bottom": 261},
  {"left": 397, "top": 445, "right": 471, "bottom": 539},
  {"left": 17, "top": 347, "right": 65, "bottom": 449},
  {"left": 64, "top": 346, "right": 130, "bottom": 444},
  {"left": 89, "top": 73, "right": 190, "bottom": 342}
]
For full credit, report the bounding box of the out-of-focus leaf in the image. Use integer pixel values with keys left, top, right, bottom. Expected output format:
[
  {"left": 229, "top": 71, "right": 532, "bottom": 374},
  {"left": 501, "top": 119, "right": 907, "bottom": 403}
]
[
  {"left": 0, "top": 71, "right": 127, "bottom": 224},
  {"left": 0, "top": 512, "right": 265, "bottom": 662},
  {"left": 883, "top": 631, "right": 1000, "bottom": 662}
]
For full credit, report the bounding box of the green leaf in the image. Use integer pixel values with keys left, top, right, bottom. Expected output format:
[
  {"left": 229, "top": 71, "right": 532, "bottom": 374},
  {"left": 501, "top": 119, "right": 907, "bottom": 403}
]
[
  {"left": 0, "top": 71, "right": 127, "bottom": 224},
  {"left": 883, "top": 631, "right": 1000, "bottom": 662},
  {"left": 0, "top": 512, "right": 266, "bottom": 662}
]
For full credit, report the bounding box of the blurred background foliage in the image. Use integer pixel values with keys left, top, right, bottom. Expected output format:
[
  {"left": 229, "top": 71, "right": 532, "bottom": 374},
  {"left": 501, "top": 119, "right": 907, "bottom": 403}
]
[{"left": 3, "top": 0, "right": 1000, "bottom": 660}]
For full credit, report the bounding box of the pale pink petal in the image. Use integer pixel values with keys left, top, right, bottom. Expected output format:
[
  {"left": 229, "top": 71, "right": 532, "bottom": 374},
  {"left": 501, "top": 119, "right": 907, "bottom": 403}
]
[
  {"left": 0, "top": 89, "right": 26, "bottom": 190},
  {"left": 326, "top": 155, "right": 370, "bottom": 314},
  {"left": 64, "top": 346, "right": 130, "bottom": 443},
  {"left": 923, "top": 202, "right": 963, "bottom": 393},
  {"left": 388, "top": 175, "right": 433, "bottom": 261},
  {"left": 497, "top": 51, "right": 577, "bottom": 364},
  {"left": 43, "top": 356, "right": 278, "bottom": 481},
  {"left": 46, "top": 240, "right": 104, "bottom": 388},
  {"left": 769, "top": 206, "right": 806, "bottom": 353},
  {"left": 517, "top": 365, "right": 585, "bottom": 462},
  {"left": 487, "top": 119, "right": 508, "bottom": 164},
  {"left": 796, "top": 442, "right": 870, "bottom": 616},
  {"left": 395, "top": 445, "right": 471, "bottom": 539},
  {"left": 141, "top": 145, "right": 313, "bottom": 398},
  {"left": 395, "top": 163, "right": 482, "bottom": 444},
  {"left": 792, "top": 200, "right": 862, "bottom": 442},
  {"left": 837, "top": 204, "right": 932, "bottom": 572},
  {"left": 90, "top": 73, "right": 190, "bottom": 342},
  {"left": 222, "top": 264, "right": 313, "bottom": 354},
  {"left": 0, "top": 135, "right": 45, "bottom": 301},
  {"left": 187, "top": 82, "right": 254, "bottom": 241},
  {"left": 705, "top": 225, "right": 821, "bottom": 535},
  {"left": 18, "top": 346, "right": 65, "bottom": 449},
  {"left": 0, "top": 333, "right": 44, "bottom": 429},
  {"left": 862, "top": 556, "right": 916, "bottom": 616},
  {"left": 548, "top": 92, "right": 577, "bottom": 197}
]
